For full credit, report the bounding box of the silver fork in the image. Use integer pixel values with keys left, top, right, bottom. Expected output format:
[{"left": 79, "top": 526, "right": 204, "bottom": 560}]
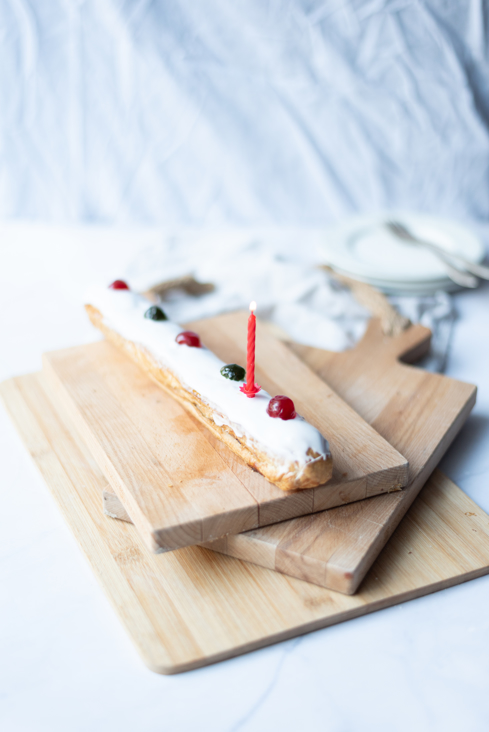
[{"left": 385, "top": 220, "right": 485, "bottom": 289}]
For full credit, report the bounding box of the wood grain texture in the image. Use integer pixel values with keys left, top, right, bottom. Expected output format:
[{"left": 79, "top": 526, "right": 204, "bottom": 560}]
[
  {"left": 42, "top": 314, "right": 408, "bottom": 553},
  {"left": 2, "top": 373, "right": 488, "bottom": 674},
  {"left": 285, "top": 317, "right": 476, "bottom": 591},
  {"left": 104, "top": 316, "right": 476, "bottom": 593}
]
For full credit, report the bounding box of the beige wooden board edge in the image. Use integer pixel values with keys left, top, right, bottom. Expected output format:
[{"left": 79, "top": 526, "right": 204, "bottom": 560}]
[{"left": 2, "top": 373, "right": 489, "bottom": 674}]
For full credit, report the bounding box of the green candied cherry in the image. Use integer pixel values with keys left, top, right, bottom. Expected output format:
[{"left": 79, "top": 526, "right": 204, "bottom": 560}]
[
  {"left": 220, "top": 364, "right": 246, "bottom": 381},
  {"left": 144, "top": 305, "right": 168, "bottom": 321}
]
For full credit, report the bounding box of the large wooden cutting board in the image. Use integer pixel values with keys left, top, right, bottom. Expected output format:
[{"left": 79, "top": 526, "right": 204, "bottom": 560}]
[
  {"left": 42, "top": 314, "right": 408, "bottom": 553},
  {"left": 105, "top": 315, "right": 476, "bottom": 593},
  {"left": 2, "top": 373, "right": 488, "bottom": 675}
]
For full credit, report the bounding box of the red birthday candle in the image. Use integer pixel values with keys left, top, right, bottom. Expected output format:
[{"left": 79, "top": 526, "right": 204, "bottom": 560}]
[{"left": 240, "top": 301, "right": 261, "bottom": 398}]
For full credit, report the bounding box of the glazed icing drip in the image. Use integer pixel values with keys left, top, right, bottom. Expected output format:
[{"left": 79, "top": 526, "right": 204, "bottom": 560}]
[{"left": 85, "top": 287, "right": 331, "bottom": 468}]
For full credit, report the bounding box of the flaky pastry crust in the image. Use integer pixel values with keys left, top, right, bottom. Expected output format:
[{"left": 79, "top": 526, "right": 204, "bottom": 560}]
[{"left": 85, "top": 304, "right": 333, "bottom": 491}]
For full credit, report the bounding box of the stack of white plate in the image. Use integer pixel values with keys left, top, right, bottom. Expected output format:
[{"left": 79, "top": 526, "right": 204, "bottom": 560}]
[{"left": 322, "top": 213, "right": 485, "bottom": 295}]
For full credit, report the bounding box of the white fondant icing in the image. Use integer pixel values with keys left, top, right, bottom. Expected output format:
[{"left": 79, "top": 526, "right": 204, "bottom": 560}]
[{"left": 85, "top": 286, "right": 330, "bottom": 470}]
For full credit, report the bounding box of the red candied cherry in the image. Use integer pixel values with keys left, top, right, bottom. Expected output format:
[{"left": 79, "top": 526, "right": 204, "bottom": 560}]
[
  {"left": 266, "top": 395, "right": 296, "bottom": 420},
  {"left": 109, "top": 279, "right": 130, "bottom": 290},
  {"left": 175, "top": 330, "right": 201, "bottom": 348}
]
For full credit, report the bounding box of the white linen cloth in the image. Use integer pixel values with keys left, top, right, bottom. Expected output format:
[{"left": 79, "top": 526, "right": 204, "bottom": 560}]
[
  {"left": 1, "top": 1, "right": 489, "bottom": 226},
  {"left": 124, "top": 229, "right": 455, "bottom": 371}
]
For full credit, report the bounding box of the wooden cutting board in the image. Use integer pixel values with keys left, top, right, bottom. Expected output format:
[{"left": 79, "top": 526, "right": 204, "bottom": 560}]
[
  {"left": 104, "top": 315, "right": 476, "bottom": 593},
  {"left": 42, "top": 314, "right": 408, "bottom": 553},
  {"left": 2, "top": 373, "right": 488, "bottom": 675}
]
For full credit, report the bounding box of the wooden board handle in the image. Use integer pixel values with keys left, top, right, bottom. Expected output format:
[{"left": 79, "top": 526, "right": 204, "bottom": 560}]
[
  {"left": 290, "top": 318, "right": 432, "bottom": 377},
  {"left": 348, "top": 318, "right": 432, "bottom": 363}
]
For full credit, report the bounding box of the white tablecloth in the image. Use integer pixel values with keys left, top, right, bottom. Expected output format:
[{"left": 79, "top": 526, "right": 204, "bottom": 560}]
[{"left": 1, "top": 223, "right": 489, "bottom": 732}]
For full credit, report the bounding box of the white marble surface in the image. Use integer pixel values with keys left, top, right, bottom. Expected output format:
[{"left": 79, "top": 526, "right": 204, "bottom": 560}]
[{"left": 1, "top": 223, "right": 489, "bottom": 732}]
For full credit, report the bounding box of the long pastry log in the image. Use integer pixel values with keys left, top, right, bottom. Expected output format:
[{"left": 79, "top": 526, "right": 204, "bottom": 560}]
[{"left": 84, "top": 285, "right": 333, "bottom": 491}]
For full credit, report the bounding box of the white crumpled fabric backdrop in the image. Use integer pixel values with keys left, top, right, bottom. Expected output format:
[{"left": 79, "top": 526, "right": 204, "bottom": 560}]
[{"left": 2, "top": 1, "right": 489, "bottom": 225}]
